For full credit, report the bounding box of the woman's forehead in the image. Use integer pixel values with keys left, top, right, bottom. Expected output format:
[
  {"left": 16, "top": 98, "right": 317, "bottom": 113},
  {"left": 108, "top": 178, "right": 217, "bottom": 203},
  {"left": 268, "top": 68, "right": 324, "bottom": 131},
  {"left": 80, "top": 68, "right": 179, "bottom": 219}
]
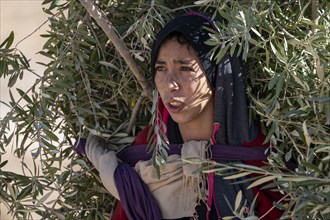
[{"left": 157, "top": 38, "right": 198, "bottom": 59}]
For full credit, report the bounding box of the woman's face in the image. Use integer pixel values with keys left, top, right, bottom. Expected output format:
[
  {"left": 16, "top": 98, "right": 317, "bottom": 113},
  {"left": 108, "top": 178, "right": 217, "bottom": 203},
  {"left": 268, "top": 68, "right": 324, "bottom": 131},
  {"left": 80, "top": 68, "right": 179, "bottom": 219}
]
[{"left": 154, "top": 37, "right": 213, "bottom": 125}]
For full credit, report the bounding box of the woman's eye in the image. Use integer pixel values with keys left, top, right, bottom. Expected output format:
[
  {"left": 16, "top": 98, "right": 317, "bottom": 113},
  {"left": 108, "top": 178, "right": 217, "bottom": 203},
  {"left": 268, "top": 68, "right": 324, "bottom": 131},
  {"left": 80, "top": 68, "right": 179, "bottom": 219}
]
[
  {"left": 155, "top": 66, "right": 166, "bottom": 72},
  {"left": 181, "top": 66, "right": 194, "bottom": 72}
]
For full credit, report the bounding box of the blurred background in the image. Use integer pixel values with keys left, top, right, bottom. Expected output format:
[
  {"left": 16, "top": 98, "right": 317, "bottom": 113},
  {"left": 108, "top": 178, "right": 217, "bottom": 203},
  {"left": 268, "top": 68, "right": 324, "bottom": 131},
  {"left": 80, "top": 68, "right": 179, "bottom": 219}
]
[{"left": 0, "top": 0, "right": 49, "bottom": 218}]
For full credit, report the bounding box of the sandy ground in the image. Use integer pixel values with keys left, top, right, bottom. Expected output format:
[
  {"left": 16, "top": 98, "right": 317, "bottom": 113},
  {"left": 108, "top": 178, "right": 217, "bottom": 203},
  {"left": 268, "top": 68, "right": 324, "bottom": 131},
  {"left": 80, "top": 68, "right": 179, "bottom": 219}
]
[{"left": 1, "top": 1, "right": 49, "bottom": 219}]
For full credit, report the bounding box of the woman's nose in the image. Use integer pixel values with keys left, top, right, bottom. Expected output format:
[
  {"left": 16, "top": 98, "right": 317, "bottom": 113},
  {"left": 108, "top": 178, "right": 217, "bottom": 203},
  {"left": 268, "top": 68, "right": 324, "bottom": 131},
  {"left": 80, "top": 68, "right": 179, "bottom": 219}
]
[{"left": 167, "top": 74, "right": 179, "bottom": 92}]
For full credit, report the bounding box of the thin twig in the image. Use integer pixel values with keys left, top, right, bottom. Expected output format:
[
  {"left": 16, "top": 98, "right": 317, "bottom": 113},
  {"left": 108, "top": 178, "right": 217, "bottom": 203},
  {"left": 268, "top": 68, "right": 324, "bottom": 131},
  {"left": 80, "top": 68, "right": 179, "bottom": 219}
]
[
  {"left": 15, "top": 13, "right": 59, "bottom": 48},
  {"left": 259, "top": 193, "right": 290, "bottom": 219},
  {"left": 79, "top": 0, "right": 152, "bottom": 99},
  {"left": 126, "top": 95, "right": 145, "bottom": 134}
]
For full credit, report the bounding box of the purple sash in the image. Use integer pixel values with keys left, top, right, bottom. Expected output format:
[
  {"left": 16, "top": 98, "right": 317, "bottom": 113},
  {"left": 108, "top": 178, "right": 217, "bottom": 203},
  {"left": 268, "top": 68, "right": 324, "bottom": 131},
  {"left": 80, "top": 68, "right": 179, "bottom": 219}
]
[{"left": 117, "top": 144, "right": 269, "bottom": 166}]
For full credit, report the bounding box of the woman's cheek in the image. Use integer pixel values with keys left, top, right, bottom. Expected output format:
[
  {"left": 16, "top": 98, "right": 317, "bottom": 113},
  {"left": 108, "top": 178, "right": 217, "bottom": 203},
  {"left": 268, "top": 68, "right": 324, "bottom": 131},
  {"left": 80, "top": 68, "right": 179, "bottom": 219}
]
[
  {"left": 154, "top": 75, "right": 162, "bottom": 90},
  {"left": 156, "top": 84, "right": 162, "bottom": 92}
]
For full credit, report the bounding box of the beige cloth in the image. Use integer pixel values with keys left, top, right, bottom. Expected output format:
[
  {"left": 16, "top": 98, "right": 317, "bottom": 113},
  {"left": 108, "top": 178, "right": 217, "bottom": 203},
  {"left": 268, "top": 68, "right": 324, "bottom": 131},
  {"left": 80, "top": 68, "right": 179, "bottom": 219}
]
[
  {"left": 135, "top": 140, "right": 208, "bottom": 219},
  {"left": 85, "top": 134, "right": 120, "bottom": 200},
  {"left": 86, "top": 135, "right": 208, "bottom": 219}
]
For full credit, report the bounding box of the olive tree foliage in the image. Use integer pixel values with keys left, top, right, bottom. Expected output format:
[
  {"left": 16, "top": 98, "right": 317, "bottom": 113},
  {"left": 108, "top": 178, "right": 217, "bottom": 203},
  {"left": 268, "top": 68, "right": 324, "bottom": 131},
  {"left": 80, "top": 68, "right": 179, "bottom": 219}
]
[
  {"left": 0, "top": 0, "right": 329, "bottom": 219},
  {"left": 202, "top": 1, "right": 330, "bottom": 219}
]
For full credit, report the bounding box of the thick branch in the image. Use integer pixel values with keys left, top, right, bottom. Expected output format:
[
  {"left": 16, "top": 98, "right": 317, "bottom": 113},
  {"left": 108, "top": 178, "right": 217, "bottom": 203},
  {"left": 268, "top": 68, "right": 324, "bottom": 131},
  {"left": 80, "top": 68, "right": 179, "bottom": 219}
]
[
  {"left": 311, "top": 0, "right": 319, "bottom": 21},
  {"left": 79, "top": 0, "right": 152, "bottom": 99},
  {"left": 311, "top": 0, "right": 319, "bottom": 34}
]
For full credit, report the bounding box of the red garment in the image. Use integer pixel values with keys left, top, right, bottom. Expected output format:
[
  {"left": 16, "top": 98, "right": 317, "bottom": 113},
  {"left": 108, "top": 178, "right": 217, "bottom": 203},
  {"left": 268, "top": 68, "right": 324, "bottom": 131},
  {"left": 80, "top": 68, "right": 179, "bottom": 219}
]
[
  {"left": 111, "top": 201, "right": 127, "bottom": 220},
  {"left": 243, "top": 130, "right": 284, "bottom": 219},
  {"left": 111, "top": 127, "right": 283, "bottom": 220}
]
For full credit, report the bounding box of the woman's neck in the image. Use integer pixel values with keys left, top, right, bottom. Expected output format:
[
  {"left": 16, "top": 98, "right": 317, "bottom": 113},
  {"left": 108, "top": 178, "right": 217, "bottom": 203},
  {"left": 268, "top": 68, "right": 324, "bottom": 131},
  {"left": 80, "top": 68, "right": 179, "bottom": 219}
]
[{"left": 178, "top": 101, "right": 214, "bottom": 142}]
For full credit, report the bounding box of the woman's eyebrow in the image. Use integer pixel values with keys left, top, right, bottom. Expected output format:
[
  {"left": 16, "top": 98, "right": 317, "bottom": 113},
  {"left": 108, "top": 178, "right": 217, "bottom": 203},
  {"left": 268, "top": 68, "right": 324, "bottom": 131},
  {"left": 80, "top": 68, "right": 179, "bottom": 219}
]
[
  {"left": 155, "top": 58, "right": 194, "bottom": 65},
  {"left": 174, "top": 58, "right": 193, "bottom": 64},
  {"left": 155, "top": 60, "right": 165, "bottom": 65}
]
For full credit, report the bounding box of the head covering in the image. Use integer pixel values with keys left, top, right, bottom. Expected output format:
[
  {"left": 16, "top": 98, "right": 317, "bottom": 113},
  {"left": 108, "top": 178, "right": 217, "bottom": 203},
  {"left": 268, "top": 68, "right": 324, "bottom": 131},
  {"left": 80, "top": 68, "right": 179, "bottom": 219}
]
[
  {"left": 151, "top": 12, "right": 217, "bottom": 89},
  {"left": 151, "top": 12, "right": 258, "bottom": 145}
]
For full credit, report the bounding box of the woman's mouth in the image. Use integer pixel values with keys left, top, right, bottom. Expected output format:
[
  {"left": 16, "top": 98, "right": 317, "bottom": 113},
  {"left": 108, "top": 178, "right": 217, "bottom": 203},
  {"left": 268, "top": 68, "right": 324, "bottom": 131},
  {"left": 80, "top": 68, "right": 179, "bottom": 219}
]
[{"left": 167, "top": 100, "right": 184, "bottom": 113}]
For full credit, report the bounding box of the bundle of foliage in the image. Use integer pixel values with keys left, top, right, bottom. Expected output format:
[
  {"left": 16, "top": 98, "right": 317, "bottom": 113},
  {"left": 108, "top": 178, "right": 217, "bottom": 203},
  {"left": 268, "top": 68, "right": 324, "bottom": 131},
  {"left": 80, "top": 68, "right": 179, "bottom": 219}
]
[{"left": 0, "top": 0, "right": 329, "bottom": 219}]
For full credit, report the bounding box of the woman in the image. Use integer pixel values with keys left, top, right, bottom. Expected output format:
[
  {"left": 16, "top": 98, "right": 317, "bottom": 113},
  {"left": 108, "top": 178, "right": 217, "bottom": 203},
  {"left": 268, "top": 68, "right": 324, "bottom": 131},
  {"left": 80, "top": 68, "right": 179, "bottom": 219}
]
[{"left": 76, "top": 12, "right": 283, "bottom": 219}]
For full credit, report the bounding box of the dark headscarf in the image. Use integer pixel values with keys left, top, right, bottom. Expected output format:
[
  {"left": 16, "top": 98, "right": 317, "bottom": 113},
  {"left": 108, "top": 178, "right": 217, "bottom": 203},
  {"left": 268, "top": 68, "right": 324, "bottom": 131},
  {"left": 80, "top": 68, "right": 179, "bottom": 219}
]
[
  {"left": 151, "top": 12, "right": 258, "bottom": 145},
  {"left": 151, "top": 12, "right": 217, "bottom": 89}
]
